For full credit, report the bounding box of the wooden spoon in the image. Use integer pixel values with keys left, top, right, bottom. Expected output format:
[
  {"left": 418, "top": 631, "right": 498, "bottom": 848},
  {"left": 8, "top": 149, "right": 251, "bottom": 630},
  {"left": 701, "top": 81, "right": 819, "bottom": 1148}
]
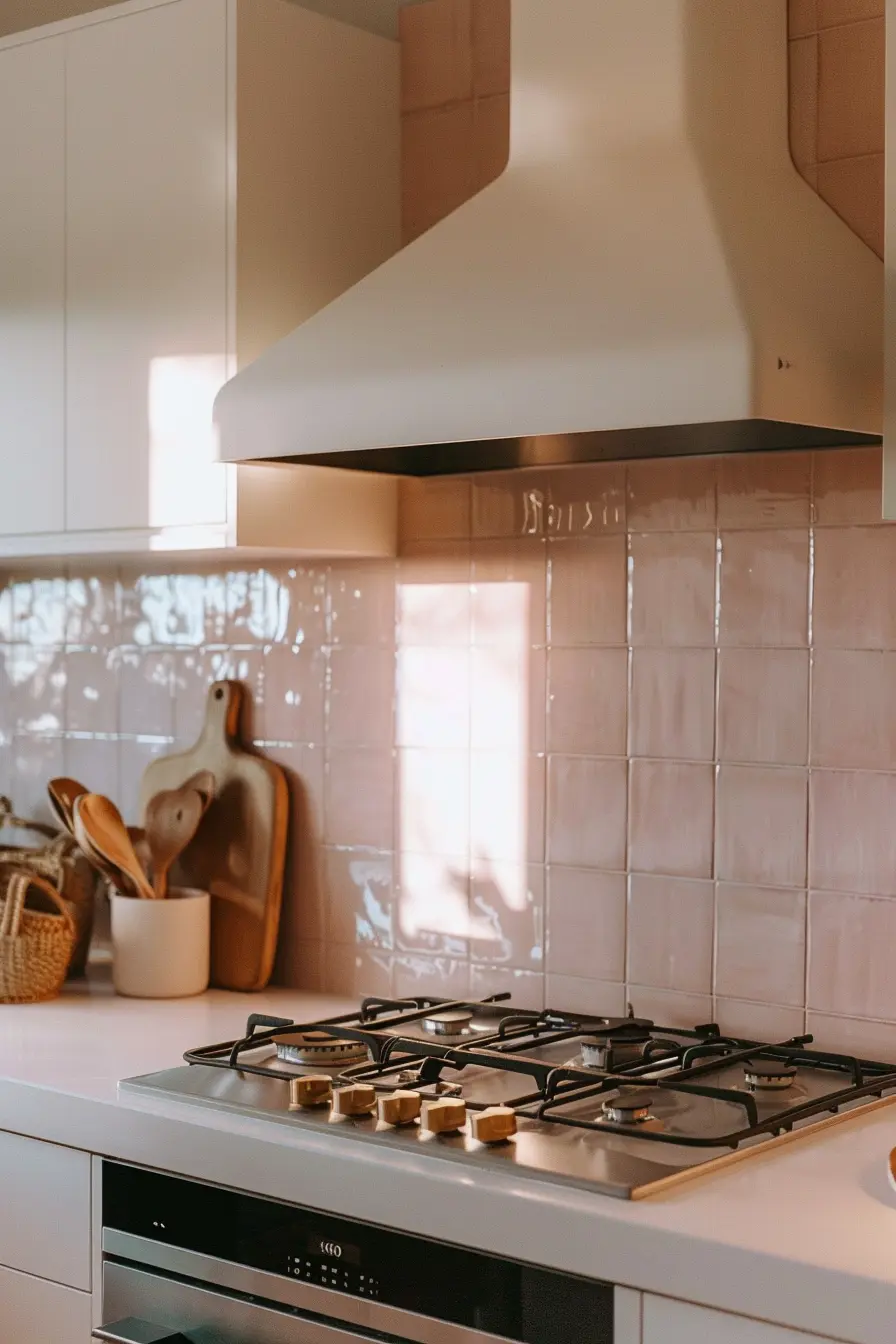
[
  {"left": 74, "top": 793, "right": 156, "bottom": 901},
  {"left": 144, "top": 786, "right": 206, "bottom": 900},
  {"left": 47, "top": 778, "right": 88, "bottom": 837}
]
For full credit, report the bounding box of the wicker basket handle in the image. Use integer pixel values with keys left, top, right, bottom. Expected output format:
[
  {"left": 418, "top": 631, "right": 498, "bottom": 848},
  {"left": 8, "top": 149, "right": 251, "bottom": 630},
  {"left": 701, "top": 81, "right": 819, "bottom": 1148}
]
[
  {"left": 0, "top": 866, "right": 76, "bottom": 940},
  {"left": 0, "top": 796, "right": 63, "bottom": 844}
]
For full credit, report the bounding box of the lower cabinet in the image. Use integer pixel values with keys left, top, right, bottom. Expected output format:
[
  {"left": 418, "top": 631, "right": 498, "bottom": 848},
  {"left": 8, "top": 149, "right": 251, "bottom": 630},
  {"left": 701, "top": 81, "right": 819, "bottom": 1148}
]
[
  {"left": 0, "top": 1262, "right": 92, "bottom": 1343},
  {"left": 643, "top": 1294, "right": 838, "bottom": 1344}
]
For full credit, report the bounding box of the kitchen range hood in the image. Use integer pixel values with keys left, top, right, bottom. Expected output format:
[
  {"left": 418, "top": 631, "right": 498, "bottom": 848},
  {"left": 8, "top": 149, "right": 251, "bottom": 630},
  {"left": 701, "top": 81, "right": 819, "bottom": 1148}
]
[{"left": 214, "top": 0, "right": 883, "bottom": 477}]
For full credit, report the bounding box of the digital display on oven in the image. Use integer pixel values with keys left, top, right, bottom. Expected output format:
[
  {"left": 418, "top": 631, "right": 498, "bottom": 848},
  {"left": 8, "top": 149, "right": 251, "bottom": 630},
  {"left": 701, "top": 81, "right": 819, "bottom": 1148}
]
[{"left": 307, "top": 1235, "right": 361, "bottom": 1266}]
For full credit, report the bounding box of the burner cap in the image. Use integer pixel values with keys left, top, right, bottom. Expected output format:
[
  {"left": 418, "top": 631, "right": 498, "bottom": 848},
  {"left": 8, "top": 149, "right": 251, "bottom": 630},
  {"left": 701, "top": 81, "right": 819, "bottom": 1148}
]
[
  {"left": 600, "top": 1089, "right": 655, "bottom": 1125},
  {"left": 276, "top": 1032, "right": 369, "bottom": 1066},
  {"left": 743, "top": 1058, "right": 797, "bottom": 1091},
  {"left": 422, "top": 1009, "right": 474, "bottom": 1037}
]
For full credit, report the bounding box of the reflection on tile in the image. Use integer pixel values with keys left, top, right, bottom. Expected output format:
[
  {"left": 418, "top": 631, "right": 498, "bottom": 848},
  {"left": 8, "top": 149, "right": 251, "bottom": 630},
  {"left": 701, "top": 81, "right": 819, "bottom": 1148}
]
[
  {"left": 470, "top": 861, "right": 543, "bottom": 969},
  {"left": 392, "top": 952, "right": 470, "bottom": 1000},
  {"left": 715, "top": 885, "right": 806, "bottom": 1007},
  {"left": 396, "top": 851, "right": 470, "bottom": 955},
  {"left": 548, "top": 647, "right": 627, "bottom": 757},
  {"left": 472, "top": 470, "right": 552, "bottom": 539},
  {"left": 813, "top": 447, "right": 882, "bottom": 526},
  {"left": 626, "top": 458, "right": 716, "bottom": 532},
  {"left": 67, "top": 570, "right": 118, "bottom": 648},
  {"left": 809, "top": 770, "right": 896, "bottom": 895},
  {"left": 398, "top": 544, "right": 471, "bottom": 646},
  {"left": 546, "top": 868, "right": 626, "bottom": 981},
  {"left": 717, "top": 649, "right": 809, "bottom": 765},
  {"left": 629, "top": 761, "right": 714, "bottom": 879},
  {"left": 811, "top": 649, "right": 896, "bottom": 768},
  {"left": 11, "top": 735, "right": 64, "bottom": 823},
  {"left": 470, "top": 964, "right": 544, "bottom": 1010},
  {"left": 397, "top": 646, "right": 469, "bottom": 749},
  {"left": 716, "top": 765, "right": 808, "bottom": 888},
  {"left": 629, "top": 648, "right": 715, "bottom": 761},
  {"left": 719, "top": 530, "right": 810, "bottom": 647},
  {"left": 627, "top": 875, "right": 714, "bottom": 994},
  {"left": 471, "top": 538, "right": 547, "bottom": 646},
  {"left": 262, "top": 645, "right": 326, "bottom": 745},
  {"left": 329, "top": 561, "right": 396, "bottom": 646},
  {"left": 546, "top": 464, "right": 626, "bottom": 536},
  {"left": 268, "top": 564, "right": 327, "bottom": 648},
  {"left": 629, "top": 533, "right": 717, "bottom": 647},
  {"left": 399, "top": 748, "right": 469, "bottom": 857},
  {"left": 12, "top": 576, "right": 67, "bottom": 647},
  {"left": 11, "top": 648, "right": 66, "bottom": 735},
  {"left": 547, "top": 756, "right": 627, "bottom": 870},
  {"left": 548, "top": 537, "right": 627, "bottom": 646},
  {"left": 717, "top": 452, "right": 811, "bottom": 528},
  {"left": 468, "top": 750, "right": 532, "bottom": 866},
  {"left": 808, "top": 891, "right": 896, "bottom": 1020},
  {"left": 471, "top": 645, "right": 546, "bottom": 755},
  {"left": 118, "top": 649, "right": 173, "bottom": 738},
  {"left": 326, "top": 848, "right": 393, "bottom": 949}
]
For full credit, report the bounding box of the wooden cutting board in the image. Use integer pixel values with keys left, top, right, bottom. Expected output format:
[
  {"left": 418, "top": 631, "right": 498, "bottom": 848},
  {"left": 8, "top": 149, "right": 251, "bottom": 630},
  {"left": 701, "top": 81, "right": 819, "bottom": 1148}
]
[{"left": 138, "top": 680, "right": 288, "bottom": 991}]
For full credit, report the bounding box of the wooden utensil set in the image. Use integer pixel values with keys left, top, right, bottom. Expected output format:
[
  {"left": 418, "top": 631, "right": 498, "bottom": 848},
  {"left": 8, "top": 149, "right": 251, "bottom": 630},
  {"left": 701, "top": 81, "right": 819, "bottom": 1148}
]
[{"left": 49, "top": 774, "right": 214, "bottom": 900}]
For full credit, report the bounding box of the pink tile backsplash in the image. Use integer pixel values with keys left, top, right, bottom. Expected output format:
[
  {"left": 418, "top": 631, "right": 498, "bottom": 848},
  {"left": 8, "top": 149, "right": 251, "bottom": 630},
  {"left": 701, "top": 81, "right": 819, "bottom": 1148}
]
[{"left": 7, "top": 446, "right": 896, "bottom": 1052}]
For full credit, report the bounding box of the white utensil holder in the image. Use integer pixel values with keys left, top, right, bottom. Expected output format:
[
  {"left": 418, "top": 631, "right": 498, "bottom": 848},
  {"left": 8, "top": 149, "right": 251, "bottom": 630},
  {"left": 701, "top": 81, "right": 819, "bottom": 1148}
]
[{"left": 111, "top": 887, "right": 210, "bottom": 998}]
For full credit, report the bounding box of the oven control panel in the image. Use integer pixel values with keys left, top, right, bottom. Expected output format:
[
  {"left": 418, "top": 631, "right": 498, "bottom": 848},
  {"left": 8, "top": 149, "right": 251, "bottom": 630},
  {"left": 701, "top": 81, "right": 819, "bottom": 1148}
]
[{"left": 288, "top": 1245, "right": 380, "bottom": 1298}]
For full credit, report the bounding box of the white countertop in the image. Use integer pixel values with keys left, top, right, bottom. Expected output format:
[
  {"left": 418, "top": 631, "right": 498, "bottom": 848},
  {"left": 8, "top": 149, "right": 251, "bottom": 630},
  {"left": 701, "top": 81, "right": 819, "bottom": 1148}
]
[{"left": 1, "top": 973, "right": 894, "bottom": 1344}]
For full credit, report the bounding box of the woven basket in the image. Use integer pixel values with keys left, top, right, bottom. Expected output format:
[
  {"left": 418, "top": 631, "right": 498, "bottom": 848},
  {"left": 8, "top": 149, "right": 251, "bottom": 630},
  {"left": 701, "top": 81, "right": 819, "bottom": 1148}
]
[
  {"left": 0, "top": 799, "right": 97, "bottom": 977},
  {"left": 0, "top": 866, "right": 76, "bottom": 1004}
]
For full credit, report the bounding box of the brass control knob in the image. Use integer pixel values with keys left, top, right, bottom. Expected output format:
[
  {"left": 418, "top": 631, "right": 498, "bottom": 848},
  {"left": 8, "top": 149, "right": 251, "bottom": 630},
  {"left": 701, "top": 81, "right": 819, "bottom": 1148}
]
[
  {"left": 470, "top": 1106, "right": 517, "bottom": 1144},
  {"left": 421, "top": 1098, "right": 467, "bottom": 1134},
  {"left": 332, "top": 1083, "right": 377, "bottom": 1117},
  {"left": 377, "top": 1090, "right": 422, "bottom": 1127},
  {"left": 289, "top": 1075, "right": 333, "bottom": 1110}
]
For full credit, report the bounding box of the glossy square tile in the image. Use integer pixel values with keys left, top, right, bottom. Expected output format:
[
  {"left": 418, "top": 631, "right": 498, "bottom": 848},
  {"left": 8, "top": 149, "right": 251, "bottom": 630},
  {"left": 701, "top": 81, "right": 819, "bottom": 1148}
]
[
  {"left": 817, "top": 18, "right": 884, "bottom": 161},
  {"left": 548, "top": 647, "right": 627, "bottom": 757},
  {"left": 544, "top": 974, "right": 626, "bottom": 1017},
  {"left": 392, "top": 953, "right": 470, "bottom": 1001},
  {"left": 626, "top": 458, "right": 716, "bottom": 532},
  {"left": 813, "top": 527, "right": 896, "bottom": 648},
  {"left": 629, "top": 533, "right": 717, "bottom": 647},
  {"left": 625, "top": 986, "right": 713, "bottom": 1028},
  {"left": 717, "top": 453, "right": 811, "bottom": 528},
  {"left": 715, "top": 884, "right": 807, "bottom": 1006},
  {"left": 13, "top": 576, "right": 67, "bottom": 647},
  {"left": 627, "top": 874, "right": 714, "bottom": 994},
  {"left": 274, "top": 939, "right": 326, "bottom": 993},
  {"left": 328, "top": 561, "right": 396, "bottom": 647},
  {"left": 11, "top": 734, "right": 64, "bottom": 824},
  {"left": 118, "top": 736, "right": 174, "bottom": 825},
  {"left": 472, "top": 470, "right": 553, "bottom": 540},
  {"left": 471, "top": 538, "right": 547, "bottom": 646},
  {"left": 399, "top": 477, "right": 472, "bottom": 543},
  {"left": 717, "top": 648, "right": 809, "bottom": 765},
  {"left": 470, "top": 965, "right": 544, "bottom": 1011},
  {"left": 118, "top": 649, "right": 173, "bottom": 739},
  {"left": 117, "top": 572, "right": 178, "bottom": 648},
  {"left": 260, "top": 645, "right": 326, "bottom": 745},
  {"left": 63, "top": 735, "right": 119, "bottom": 802},
  {"left": 714, "top": 999, "right": 806, "bottom": 1042},
  {"left": 265, "top": 742, "right": 326, "bottom": 839},
  {"left": 809, "top": 770, "right": 896, "bottom": 895},
  {"left": 66, "top": 569, "right": 118, "bottom": 648},
  {"left": 716, "top": 765, "right": 808, "bottom": 888},
  {"left": 808, "top": 890, "right": 896, "bottom": 1020},
  {"left": 398, "top": 543, "right": 472, "bottom": 646},
  {"left": 470, "top": 751, "right": 544, "bottom": 866},
  {"left": 12, "top": 647, "right": 67, "bottom": 736},
  {"left": 628, "top": 761, "right": 714, "bottom": 879},
  {"left": 546, "top": 756, "right": 627, "bottom": 870},
  {"left": 398, "top": 747, "right": 469, "bottom": 857},
  {"left": 396, "top": 851, "right": 470, "bottom": 956},
  {"left": 545, "top": 464, "right": 626, "bottom": 536},
  {"left": 629, "top": 648, "right": 715, "bottom": 761},
  {"left": 277, "top": 839, "right": 325, "bottom": 948},
  {"left": 546, "top": 868, "right": 626, "bottom": 981},
  {"left": 811, "top": 649, "right": 896, "bottom": 768},
  {"left": 329, "top": 646, "right": 394, "bottom": 750},
  {"left": 471, "top": 645, "right": 546, "bottom": 754},
  {"left": 804, "top": 1011, "right": 896, "bottom": 1060},
  {"left": 548, "top": 536, "right": 627, "bottom": 646},
  {"left": 470, "top": 861, "right": 543, "bottom": 969},
  {"left": 266, "top": 563, "right": 328, "bottom": 648},
  {"left": 397, "top": 646, "right": 469, "bottom": 749},
  {"left": 325, "top": 748, "right": 395, "bottom": 850},
  {"left": 719, "top": 530, "right": 810, "bottom": 647},
  {"left": 326, "top": 945, "right": 395, "bottom": 999},
  {"left": 325, "top": 848, "right": 394, "bottom": 949}
]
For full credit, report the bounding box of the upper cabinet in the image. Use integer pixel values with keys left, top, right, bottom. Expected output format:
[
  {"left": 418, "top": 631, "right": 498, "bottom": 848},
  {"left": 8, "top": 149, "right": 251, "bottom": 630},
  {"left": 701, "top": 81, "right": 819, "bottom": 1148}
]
[{"left": 0, "top": 0, "right": 400, "bottom": 559}]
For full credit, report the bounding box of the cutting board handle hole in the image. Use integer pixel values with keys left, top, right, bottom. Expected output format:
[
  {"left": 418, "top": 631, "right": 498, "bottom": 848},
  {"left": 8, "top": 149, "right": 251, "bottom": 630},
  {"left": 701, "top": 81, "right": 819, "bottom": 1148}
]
[{"left": 214, "top": 687, "right": 224, "bottom": 700}]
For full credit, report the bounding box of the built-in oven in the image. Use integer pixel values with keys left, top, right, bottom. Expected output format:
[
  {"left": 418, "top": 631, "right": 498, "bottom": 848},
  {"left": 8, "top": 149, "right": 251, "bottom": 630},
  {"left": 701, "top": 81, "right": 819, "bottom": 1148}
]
[{"left": 95, "top": 1161, "right": 620, "bottom": 1344}]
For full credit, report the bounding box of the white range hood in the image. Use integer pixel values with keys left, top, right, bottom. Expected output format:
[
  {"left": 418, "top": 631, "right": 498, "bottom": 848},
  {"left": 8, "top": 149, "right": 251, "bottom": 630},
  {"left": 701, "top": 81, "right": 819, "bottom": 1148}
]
[{"left": 214, "top": 0, "right": 883, "bottom": 476}]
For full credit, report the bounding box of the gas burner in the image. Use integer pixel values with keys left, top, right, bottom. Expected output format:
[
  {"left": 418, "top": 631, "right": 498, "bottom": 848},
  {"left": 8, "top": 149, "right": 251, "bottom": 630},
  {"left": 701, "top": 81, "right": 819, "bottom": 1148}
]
[
  {"left": 599, "top": 1089, "right": 656, "bottom": 1126},
  {"left": 743, "top": 1059, "right": 797, "bottom": 1091},
  {"left": 422, "top": 1009, "right": 474, "bottom": 1038},
  {"left": 580, "top": 1033, "right": 648, "bottom": 1072},
  {"left": 276, "top": 1032, "right": 369, "bottom": 1067}
]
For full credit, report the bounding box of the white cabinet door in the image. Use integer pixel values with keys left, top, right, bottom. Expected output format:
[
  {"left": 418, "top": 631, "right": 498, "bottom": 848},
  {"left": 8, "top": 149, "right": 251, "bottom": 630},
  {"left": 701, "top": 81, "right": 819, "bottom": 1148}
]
[
  {"left": 65, "top": 0, "right": 229, "bottom": 535},
  {"left": 0, "top": 1262, "right": 91, "bottom": 1343},
  {"left": 0, "top": 1130, "right": 91, "bottom": 1288},
  {"left": 0, "top": 35, "right": 66, "bottom": 535},
  {"left": 643, "top": 1295, "right": 836, "bottom": 1344}
]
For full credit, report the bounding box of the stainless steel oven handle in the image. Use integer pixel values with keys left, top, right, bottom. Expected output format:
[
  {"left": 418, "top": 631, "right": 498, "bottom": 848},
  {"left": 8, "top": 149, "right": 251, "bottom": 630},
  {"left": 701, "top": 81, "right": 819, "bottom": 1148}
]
[{"left": 93, "top": 1321, "right": 191, "bottom": 1343}]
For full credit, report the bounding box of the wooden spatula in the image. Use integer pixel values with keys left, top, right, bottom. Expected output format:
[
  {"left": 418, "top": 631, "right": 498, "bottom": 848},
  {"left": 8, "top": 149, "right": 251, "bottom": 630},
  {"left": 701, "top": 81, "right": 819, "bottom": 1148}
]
[
  {"left": 144, "top": 786, "right": 206, "bottom": 899},
  {"left": 47, "top": 778, "right": 88, "bottom": 837},
  {"left": 74, "top": 793, "right": 156, "bottom": 901}
]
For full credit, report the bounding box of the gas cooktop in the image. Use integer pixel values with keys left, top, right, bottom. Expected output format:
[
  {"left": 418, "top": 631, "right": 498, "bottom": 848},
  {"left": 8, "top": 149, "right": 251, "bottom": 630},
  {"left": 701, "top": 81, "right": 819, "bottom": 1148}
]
[{"left": 120, "top": 994, "right": 896, "bottom": 1199}]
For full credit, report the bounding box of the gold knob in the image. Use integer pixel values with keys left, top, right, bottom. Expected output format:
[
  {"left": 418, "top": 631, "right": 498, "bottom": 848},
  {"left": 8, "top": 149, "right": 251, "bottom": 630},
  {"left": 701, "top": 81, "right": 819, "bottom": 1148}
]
[
  {"left": 332, "top": 1084, "right": 377, "bottom": 1117},
  {"left": 470, "top": 1106, "right": 517, "bottom": 1144},
  {"left": 421, "top": 1098, "right": 467, "bottom": 1134},
  {"left": 377, "top": 1090, "right": 422, "bottom": 1126},
  {"left": 289, "top": 1075, "right": 333, "bottom": 1110}
]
